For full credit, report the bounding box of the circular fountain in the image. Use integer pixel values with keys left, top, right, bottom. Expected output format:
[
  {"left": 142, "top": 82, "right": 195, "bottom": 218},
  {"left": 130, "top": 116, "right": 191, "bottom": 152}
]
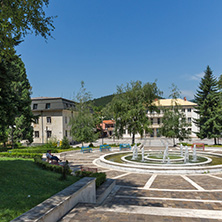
[{"left": 94, "top": 144, "right": 222, "bottom": 174}]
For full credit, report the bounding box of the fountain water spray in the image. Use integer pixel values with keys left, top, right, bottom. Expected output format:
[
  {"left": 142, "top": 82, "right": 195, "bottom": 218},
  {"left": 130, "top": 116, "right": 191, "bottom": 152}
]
[
  {"left": 135, "top": 144, "right": 138, "bottom": 159},
  {"left": 131, "top": 144, "right": 138, "bottom": 160},
  {"left": 162, "top": 144, "right": 169, "bottom": 163},
  {"left": 180, "top": 144, "right": 183, "bottom": 157},
  {"left": 131, "top": 145, "right": 136, "bottom": 160},
  {"left": 184, "top": 146, "right": 189, "bottom": 163},
  {"left": 141, "top": 145, "right": 144, "bottom": 162},
  {"left": 193, "top": 144, "right": 197, "bottom": 162}
]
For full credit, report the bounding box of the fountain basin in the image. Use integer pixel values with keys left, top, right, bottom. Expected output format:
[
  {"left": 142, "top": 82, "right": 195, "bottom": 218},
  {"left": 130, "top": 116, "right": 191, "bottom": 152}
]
[
  {"left": 94, "top": 151, "right": 222, "bottom": 174},
  {"left": 144, "top": 152, "right": 185, "bottom": 162}
]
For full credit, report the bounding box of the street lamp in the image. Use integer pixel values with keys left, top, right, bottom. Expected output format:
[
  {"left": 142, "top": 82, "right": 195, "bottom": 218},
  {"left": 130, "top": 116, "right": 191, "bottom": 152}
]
[{"left": 101, "top": 118, "right": 104, "bottom": 145}]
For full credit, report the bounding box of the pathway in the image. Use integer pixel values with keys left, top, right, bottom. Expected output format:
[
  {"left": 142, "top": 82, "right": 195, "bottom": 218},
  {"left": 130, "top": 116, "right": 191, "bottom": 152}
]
[{"left": 59, "top": 146, "right": 222, "bottom": 222}]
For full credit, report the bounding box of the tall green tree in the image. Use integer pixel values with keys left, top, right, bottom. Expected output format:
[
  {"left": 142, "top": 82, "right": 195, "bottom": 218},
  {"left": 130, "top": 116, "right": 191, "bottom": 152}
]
[
  {"left": 194, "top": 66, "right": 222, "bottom": 144},
  {"left": 0, "top": 0, "right": 55, "bottom": 59},
  {"left": 70, "top": 81, "right": 98, "bottom": 146},
  {"left": 0, "top": 55, "right": 34, "bottom": 146},
  {"left": 160, "top": 84, "right": 191, "bottom": 146},
  {"left": 111, "top": 81, "right": 161, "bottom": 144}
]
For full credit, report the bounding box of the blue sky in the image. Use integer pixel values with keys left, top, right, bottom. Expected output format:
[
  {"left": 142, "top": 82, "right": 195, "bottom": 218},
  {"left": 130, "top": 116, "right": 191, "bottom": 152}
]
[{"left": 16, "top": 0, "right": 222, "bottom": 100}]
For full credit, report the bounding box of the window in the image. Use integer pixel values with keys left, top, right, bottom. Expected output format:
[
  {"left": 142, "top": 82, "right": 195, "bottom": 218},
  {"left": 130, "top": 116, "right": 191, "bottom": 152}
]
[
  {"left": 188, "top": 117, "right": 192, "bottom": 123},
  {"left": 157, "top": 118, "right": 161, "bottom": 124},
  {"left": 34, "top": 118, "right": 39, "bottom": 124},
  {"left": 187, "top": 108, "right": 191, "bottom": 112},
  {"left": 188, "top": 128, "right": 192, "bottom": 132},
  {"left": 33, "top": 104, "right": 38, "bottom": 109},
  {"left": 65, "top": 116, "right": 67, "bottom": 124},
  {"left": 34, "top": 131, "right": 39, "bottom": 138},
  {"left": 47, "top": 131, "right": 52, "bottom": 138},
  {"left": 47, "top": 117, "right": 51, "bottom": 123},
  {"left": 65, "top": 130, "right": 68, "bottom": 137},
  {"left": 150, "top": 118, "right": 153, "bottom": 124},
  {"left": 182, "top": 108, "right": 185, "bottom": 112},
  {"left": 45, "top": 103, "right": 50, "bottom": 109}
]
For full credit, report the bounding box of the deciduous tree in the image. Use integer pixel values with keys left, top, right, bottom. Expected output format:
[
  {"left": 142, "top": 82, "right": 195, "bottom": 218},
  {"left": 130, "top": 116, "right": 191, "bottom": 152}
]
[
  {"left": 0, "top": 0, "right": 55, "bottom": 59},
  {"left": 160, "top": 84, "right": 191, "bottom": 146},
  {"left": 70, "top": 81, "right": 98, "bottom": 146},
  {"left": 111, "top": 81, "right": 161, "bottom": 144}
]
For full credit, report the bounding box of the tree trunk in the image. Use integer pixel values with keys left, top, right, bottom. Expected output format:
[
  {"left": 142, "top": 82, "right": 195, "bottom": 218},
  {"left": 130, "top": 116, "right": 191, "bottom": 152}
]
[
  {"left": 132, "top": 133, "right": 135, "bottom": 145},
  {"left": 214, "top": 137, "right": 217, "bottom": 145},
  {"left": 11, "top": 127, "right": 14, "bottom": 149}
]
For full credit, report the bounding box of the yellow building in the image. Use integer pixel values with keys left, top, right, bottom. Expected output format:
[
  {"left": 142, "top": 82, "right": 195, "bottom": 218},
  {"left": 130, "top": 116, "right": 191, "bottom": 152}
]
[{"left": 123, "top": 98, "right": 198, "bottom": 138}]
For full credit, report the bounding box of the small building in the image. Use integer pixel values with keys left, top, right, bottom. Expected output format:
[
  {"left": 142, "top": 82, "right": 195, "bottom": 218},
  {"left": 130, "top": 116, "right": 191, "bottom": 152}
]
[
  {"left": 31, "top": 97, "right": 75, "bottom": 144},
  {"left": 101, "top": 120, "right": 115, "bottom": 137}
]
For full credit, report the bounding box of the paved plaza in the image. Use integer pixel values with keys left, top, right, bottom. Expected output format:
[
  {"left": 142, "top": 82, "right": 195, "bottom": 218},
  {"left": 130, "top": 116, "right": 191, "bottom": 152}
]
[{"left": 59, "top": 140, "right": 222, "bottom": 221}]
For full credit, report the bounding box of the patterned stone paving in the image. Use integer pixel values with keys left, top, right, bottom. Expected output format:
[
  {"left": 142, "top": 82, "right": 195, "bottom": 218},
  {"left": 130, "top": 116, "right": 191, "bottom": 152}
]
[
  {"left": 59, "top": 148, "right": 222, "bottom": 221},
  {"left": 187, "top": 175, "right": 222, "bottom": 190},
  {"left": 116, "top": 188, "right": 222, "bottom": 200},
  {"left": 60, "top": 205, "right": 222, "bottom": 222},
  {"left": 116, "top": 173, "right": 152, "bottom": 187},
  {"left": 150, "top": 175, "right": 197, "bottom": 190}
]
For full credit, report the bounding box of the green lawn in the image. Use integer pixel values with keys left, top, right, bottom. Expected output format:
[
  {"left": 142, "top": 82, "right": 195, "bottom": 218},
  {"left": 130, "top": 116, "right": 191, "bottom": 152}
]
[{"left": 0, "top": 157, "right": 79, "bottom": 222}]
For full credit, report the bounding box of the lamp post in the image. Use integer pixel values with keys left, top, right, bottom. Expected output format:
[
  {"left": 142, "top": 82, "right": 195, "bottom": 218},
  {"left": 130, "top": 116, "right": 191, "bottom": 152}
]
[{"left": 101, "top": 118, "right": 104, "bottom": 145}]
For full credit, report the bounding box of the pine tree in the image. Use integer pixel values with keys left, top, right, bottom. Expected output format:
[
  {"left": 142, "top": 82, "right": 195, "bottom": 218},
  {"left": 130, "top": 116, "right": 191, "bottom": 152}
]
[
  {"left": 0, "top": 55, "right": 34, "bottom": 146},
  {"left": 194, "top": 66, "right": 222, "bottom": 144}
]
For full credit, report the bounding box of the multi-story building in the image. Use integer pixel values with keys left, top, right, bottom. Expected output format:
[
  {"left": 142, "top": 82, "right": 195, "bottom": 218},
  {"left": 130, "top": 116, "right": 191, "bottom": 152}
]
[
  {"left": 31, "top": 97, "right": 75, "bottom": 144},
  {"left": 123, "top": 98, "right": 198, "bottom": 138}
]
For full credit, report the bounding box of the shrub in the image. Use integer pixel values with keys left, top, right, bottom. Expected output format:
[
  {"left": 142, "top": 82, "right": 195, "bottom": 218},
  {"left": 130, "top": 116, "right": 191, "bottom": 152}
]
[
  {"left": 88, "top": 142, "right": 94, "bottom": 147},
  {"left": 0, "top": 152, "right": 42, "bottom": 158},
  {"left": 34, "top": 157, "right": 72, "bottom": 175},
  {"left": 47, "top": 137, "right": 58, "bottom": 148},
  {"left": 180, "top": 143, "right": 192, "bottom": 146},
  {"left": 61, "top": 137, "right": 70, "bottom": 149},
  {"left": 75, "top": 171, "right": 106, "bottom": 188},
  {"left": 9, "top": 147, "right": 59, "bottom": 154}
]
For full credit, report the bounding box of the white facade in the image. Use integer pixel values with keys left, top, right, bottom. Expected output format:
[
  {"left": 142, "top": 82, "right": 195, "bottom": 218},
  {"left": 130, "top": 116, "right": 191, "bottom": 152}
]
[
  {"left": 31, "top": 97, "right": 74, "bottom": 144},
  {"left": 122, "top": 98, "right": 198, "bottom": 139}
]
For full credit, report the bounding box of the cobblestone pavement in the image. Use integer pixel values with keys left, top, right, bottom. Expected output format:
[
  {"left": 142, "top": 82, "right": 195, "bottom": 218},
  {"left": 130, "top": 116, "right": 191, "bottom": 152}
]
[{"left": 59, "top": 146, "right": 222, "bottom": 222}]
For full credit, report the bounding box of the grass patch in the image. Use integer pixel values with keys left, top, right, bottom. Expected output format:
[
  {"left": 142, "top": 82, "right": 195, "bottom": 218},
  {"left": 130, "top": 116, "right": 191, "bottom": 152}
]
[{"left": 0, "top": 157, "right": 79, "bottom": 222}]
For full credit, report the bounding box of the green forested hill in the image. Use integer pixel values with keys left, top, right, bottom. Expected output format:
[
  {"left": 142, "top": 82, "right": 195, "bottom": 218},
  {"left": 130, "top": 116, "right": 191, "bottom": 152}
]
[{"left": 92, "top": 94, "right": 114, "bottom": 107}]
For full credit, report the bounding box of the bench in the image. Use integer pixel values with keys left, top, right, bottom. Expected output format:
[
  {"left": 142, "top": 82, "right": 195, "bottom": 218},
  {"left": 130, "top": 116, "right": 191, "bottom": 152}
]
[
  {"left": 80, "top": 166, "right": 98, "bottom": 173},
  {"left": 46, "top": 156, "right": 60, "bottom": 165},
  {"left": 81, "top": 146, "right": 92, "bottom": 153},
  {"left": 100, "top": 144, "right": 111, "bottom": 152},
  {"left": 191, "top": 143, "right": 205, "bottom": 151},
  {"left": 119, "top": 143, "right": 131, "bottom": 151}
]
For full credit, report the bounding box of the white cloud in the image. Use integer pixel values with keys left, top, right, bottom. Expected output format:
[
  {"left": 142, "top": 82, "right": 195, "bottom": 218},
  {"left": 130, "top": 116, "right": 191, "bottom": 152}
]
[
  {"left": 189, "top": 72, "right": 204, "bottom": 81},
  {"left": 181, "top": 90, "right": 195, "bottom": 100}
]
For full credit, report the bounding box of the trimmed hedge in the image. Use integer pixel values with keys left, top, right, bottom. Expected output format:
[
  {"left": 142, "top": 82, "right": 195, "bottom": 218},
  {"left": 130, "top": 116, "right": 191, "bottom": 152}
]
[
  {"left": 75, "top": 170, "right": 106, "bottom": 188},
  {"left": 34, "top": 157, "right": 72, "bottom": 175},
  {"left": 0, "top": 152, "right": 42, "bottom": 158},
  {"left": 8, "top": 147, "right": 59, "bottom": 154}
]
